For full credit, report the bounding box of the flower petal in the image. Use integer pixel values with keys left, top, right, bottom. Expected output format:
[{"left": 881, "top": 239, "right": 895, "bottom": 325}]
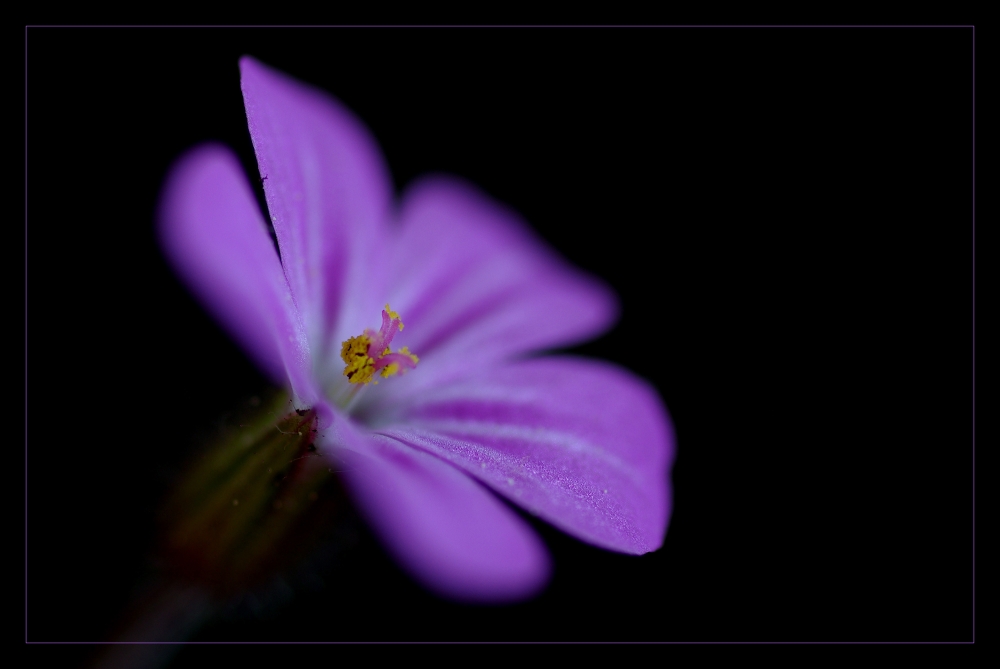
[
  {"left": 239, "top": 56, "right": 394, "bottom": 370},
  {"left": 376, "top": 357, "right": 673, "bottom": 555},
  {"left": 327, "top": 416, "right": 550, "bottom": 602},
  {"left": 158, "top": 144, "right": 318, "bottom": 406},
  {"left": 383, "top": 176, "right": 619, "bottom": 392}
]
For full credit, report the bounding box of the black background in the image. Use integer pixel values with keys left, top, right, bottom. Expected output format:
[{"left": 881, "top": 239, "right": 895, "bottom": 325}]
[{"left": 25, "top": 26, "right": 973, "bottom": 658}]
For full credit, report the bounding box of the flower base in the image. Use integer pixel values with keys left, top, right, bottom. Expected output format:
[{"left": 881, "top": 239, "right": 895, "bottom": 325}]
[{"left": 158, "top": 391, "right": 346, "bottom": 597}]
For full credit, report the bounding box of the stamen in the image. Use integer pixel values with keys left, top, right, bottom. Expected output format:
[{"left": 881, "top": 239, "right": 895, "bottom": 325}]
[
  {"left": 340, "top": 305, "right": 418, "bottom": 385},
  {"left": 340, "top": 335, "right": 375, "bottom": 384}
]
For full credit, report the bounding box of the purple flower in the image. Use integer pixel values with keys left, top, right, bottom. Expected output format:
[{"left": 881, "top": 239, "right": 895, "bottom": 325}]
[{"left": 158, "top": 57, "right": 674, "bottom": 602}]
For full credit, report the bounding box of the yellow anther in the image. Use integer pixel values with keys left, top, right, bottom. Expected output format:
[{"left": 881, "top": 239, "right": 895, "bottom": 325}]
[
  {"left": 340, "top": 335, "right": 375, "bottom": 385},
  {"left": 341, "top": 307, "right": 419, "bottom": 386}
]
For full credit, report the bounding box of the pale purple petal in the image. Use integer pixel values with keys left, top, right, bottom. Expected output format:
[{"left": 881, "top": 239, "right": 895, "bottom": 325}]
[
  {"left": 239, "top": 56, "right": 394, "bottom": 370},
  {"left": 380, "top": 176, "right": 619, "bottom": 394},
  {"left": 375, "top": 357, "right": 673, "bottom": 555},
  {"left": 158, "top": 144, "right": 318, "bottom": 406},
  {"left": 327, "top": 416, "right": 550, "bottom": 602}
]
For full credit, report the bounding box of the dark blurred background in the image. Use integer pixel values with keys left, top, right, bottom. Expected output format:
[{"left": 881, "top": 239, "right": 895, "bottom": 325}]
[{"left": 25, "top": 26, "right": 972, "bottom": 658}]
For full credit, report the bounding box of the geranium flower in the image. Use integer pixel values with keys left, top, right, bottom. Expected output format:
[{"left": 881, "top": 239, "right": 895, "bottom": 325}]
[{"left": 158, "top": 57, "right": 674, "bottom": 602}]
